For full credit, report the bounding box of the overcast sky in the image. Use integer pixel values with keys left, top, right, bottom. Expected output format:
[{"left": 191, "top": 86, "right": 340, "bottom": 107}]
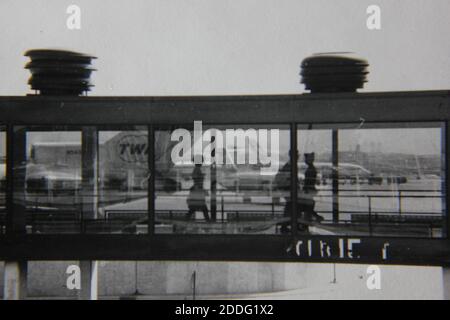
[{"left": 1, "top": 0, "right": 450, "bottom": 95}]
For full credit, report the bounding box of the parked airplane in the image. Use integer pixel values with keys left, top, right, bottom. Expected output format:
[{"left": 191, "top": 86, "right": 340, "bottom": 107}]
[
  {"left": 0, "top": 131, "right": 398, "bottom": 212},
  {"left": 1, "top": 131, "right": 177, "bottom": 210}
]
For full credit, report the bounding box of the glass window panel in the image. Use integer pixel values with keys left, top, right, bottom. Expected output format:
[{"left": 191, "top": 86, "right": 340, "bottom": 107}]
[
  {"left": 96, "top": 128, "right": 148, "bottom": 234},
  {"left": 154, "top": 124, "right": 291, "bottom": 234},
  {"left": 294, "top": 123, "right": 445, "bottom": 239},
  {"left": 18, "top": 127, "right": 150, "bottom": 234},
  {"left": 23, "top": 129, "right": 82, "bottom": 234},
  {"left": 338, "top": 125, "right": 445, "bottom": 238}
]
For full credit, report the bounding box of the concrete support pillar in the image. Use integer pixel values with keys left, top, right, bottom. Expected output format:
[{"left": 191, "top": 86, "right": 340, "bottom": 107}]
[
  {"left": 3, "top": 261, "right": 27, "bottom": 300},
  {"left": 78, "top": 261, "right": 98, "bottom": 300},
  {"left": 443, "top": 267, "right": 450, "bottom": 300}
]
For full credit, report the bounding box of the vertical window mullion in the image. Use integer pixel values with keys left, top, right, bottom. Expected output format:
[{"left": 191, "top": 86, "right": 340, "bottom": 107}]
[
  {"left": 290, "top": 123, "right": 298, "bottom": 237},
  {"left": 148, "top": 125, "right": 155, "bottom": 235}
]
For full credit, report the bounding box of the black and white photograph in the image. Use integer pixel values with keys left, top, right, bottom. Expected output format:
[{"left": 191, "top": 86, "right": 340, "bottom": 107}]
[{"left": 0, "top": 0, "right": 450, "bottom": 305}]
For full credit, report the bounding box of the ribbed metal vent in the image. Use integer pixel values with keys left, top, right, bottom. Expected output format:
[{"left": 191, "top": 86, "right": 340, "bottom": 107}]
[
  {"left": 24, "top": 49, "right": 96, "bottom": 96},
  {"left": 300, "top": 53, "right": 369, "bottom": 93}
]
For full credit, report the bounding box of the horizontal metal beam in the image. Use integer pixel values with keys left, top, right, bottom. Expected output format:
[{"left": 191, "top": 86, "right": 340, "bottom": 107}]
[
  {"left": 0, "top": 234, "right": 449, "bottom": 266},
  {"left": 0, "top": 91, "right": 449, "bottom": 125}
]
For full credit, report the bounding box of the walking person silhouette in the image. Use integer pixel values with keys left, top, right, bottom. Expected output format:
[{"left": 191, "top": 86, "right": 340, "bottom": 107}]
[{"left": 186, "top": 163, "right": 210, "bottom": 221}]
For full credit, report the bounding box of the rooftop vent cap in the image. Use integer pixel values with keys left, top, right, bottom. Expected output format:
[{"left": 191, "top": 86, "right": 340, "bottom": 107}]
[
  {"left": 24, "top": 49, "right": 96, "bottom": 96},
  {"left": 300, "top": 52, "right": 369, "bottom": 93}
]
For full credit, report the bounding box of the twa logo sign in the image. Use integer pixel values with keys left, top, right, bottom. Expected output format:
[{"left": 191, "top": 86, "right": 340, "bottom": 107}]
[{"left": 117, "top": 135, "right": 148, "bottom": 163}]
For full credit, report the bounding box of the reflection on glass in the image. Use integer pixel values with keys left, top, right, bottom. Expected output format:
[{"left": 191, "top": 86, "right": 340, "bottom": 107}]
[
  {"left": 97, "top": 129, "right": 148, "bottom": 234},
  {"left": 19, "top": 128, "right": 150, "bottom": 234},
  {"left": 295, "top": 125, "right": 445, "bottom": 239},
  {"left": 155, "top": 125, "right": 291, "bottom": 234},
  {"left": 24, "top": 130, "right": 82, "bottom": 233},
  {"left": 297, "top": 130, "right": 333, "bottom": 228},
  {"left": 338, "top": 127, "right": 444, "bottom": 238},
  {"left": 7, "top": 123, "right": 444, "bottom": 238}
]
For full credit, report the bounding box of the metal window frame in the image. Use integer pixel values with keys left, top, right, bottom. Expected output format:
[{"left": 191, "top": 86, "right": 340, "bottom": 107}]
[{"left": 0, "top": 90, "right": 449, "bottom": 265}]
